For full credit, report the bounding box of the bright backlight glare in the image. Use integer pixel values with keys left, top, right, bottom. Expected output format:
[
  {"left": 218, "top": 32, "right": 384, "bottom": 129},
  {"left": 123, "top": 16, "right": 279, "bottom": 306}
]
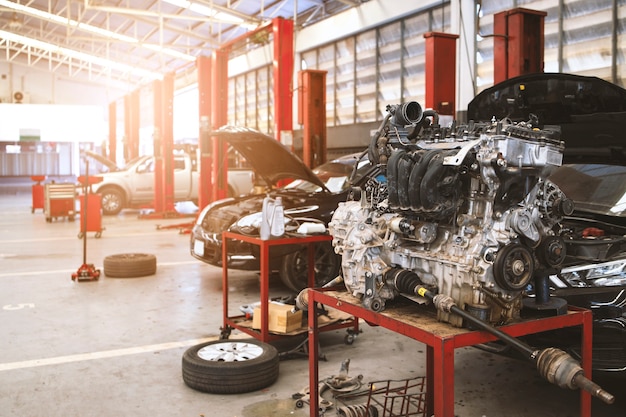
[{"left": 163, "top": 0, "right": 245, "bottom": 24}]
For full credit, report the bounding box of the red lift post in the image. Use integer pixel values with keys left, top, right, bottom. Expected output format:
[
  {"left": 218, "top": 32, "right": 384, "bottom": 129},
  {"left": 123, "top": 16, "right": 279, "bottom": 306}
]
[
  {"left": 210, "top": 49, "right": 230, "bottom": 202},
  {"left": 124, "top": 89, "right": 140, "bottom": 162},
  {"left": 144, "top": 73, "right": 179, "bottom": 219},
  {"left": 298, "top": 70, "right": 327, "bottom": 168},
  {"left": 123, "top": 94, "right": 131, "bottom": 162},
  {"left": 201, "top": 17, "right": 295, "bottom": 203},
  {"left": 108, "top": 101, "right": 116, "bottom": 164},
  {"left": 424, "top": 32, "right": 459, "bottom": 116},
  {"left": 152, "top": 78, "right": 165, "bottom": 214},
  {"left": 273, "top": 18, "right": 294, "bottom": 146},
  {"left": 161, "top": 73, "right": 176, "bottom": 213},
  {"left": 493, "top": 8, "right": 547, "bottom": 84},
  {"left": 197, "top": 55, "right": 213, "bottom": 211}
]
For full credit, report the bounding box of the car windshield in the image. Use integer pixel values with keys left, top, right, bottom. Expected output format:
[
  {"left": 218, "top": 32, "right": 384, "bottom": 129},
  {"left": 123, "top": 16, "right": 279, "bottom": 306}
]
[
  {"left": 549, "top": 163, "right": 626, "bottom": 217},
  {"left": 282, "top": 156, "right": 371, "bottom": 194},
  {"left": 121, "top": 156, "right": 144, "bottom": 171}
]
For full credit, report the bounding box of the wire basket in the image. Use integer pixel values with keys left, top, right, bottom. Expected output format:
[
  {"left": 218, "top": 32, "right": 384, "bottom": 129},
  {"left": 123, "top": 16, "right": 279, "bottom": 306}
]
[{"left": 335, "top": 376, "right": 427, "bottom": 417}]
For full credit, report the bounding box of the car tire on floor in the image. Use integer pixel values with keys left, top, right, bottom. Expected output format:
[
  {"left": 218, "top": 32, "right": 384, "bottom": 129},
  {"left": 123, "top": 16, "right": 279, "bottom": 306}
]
[
  {"left": 182, "top": 339, "right": 279, "bottom": 394},
  {"left": 103, "top": 253, "right": 157, "bottom": 278}
]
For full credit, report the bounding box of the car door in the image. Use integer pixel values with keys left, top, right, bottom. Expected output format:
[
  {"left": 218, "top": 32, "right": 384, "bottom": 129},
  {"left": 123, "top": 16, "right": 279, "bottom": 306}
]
[
  {"left": 130, "top": 156, "right": 155, "bottom": 201},
  {"left": 174, "top": 155, "right": 191, "bottom": 200}
]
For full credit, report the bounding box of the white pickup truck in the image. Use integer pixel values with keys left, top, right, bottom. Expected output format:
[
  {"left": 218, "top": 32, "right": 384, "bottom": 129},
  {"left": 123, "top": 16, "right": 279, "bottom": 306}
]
[{"left": 85, "top": 151, "right": 255, "bottom": 215}]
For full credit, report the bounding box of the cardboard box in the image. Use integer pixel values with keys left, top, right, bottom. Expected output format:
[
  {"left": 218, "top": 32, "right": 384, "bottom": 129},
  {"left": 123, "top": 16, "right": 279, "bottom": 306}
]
[{"left": 252, "top": 302, "right": 303, "bottom": 334}]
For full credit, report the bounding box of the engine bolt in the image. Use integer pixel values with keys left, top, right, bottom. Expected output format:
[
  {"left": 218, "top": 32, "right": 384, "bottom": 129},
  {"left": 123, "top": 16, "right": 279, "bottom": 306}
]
[{"left": 512, "top": 260, "right": 526, "bottom": 275}]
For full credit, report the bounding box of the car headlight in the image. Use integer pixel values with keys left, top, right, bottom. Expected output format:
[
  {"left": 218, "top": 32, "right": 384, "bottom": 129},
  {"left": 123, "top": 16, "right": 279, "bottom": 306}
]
[
  {"left": 552, "top": 258, "right": 626, "bottom": 288},
  {"left": 195, "top": 198, "right": 235, "bottom": 225}
]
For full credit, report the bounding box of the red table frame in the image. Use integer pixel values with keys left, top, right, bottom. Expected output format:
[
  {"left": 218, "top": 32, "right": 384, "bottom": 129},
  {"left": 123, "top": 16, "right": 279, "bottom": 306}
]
[
  {"left": 222, "top": 232, "right": 358, "bottom": 342},
  {"left": 307, "top": 289, "right": 593, "bottom": 417}
]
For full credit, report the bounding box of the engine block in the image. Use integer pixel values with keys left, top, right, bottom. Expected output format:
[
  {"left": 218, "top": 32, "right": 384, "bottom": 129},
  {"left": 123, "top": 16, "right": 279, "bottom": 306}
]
[{"left": 329, "top": 102, "right": 573, "bottom": 326}]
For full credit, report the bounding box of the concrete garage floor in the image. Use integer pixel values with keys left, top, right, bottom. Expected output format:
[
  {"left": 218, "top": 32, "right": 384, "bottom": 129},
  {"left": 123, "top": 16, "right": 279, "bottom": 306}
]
[{"left": 0, "top": 184, "right": 624, "bottom": 417}]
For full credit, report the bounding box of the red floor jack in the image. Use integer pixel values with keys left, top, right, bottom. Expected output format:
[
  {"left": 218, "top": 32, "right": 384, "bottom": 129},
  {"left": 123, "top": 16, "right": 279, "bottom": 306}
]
[{"left": 72, "top": 158, "right": 101, "bottom": 282}]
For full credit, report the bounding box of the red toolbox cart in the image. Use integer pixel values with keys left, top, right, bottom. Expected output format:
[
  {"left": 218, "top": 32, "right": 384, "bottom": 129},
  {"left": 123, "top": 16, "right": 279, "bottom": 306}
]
[
  {"left": 30, "top": 175, "right": 46, "bottom": 213},
  {"left": 44, "top": 182, "right": 76, "bottom": 222},
  {"left": 77, "top": 176, "right": 103, "bottom": 238}
]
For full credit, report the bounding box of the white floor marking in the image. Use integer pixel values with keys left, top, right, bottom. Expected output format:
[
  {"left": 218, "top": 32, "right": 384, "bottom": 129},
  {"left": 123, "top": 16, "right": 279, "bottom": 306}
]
[
  {"left": 0, "top": 337, "right": 218, "bottom": 371},
  {"left": 0, "top": 261, "right": 200, "bottom": 278},
  {"left": 1, "top": 231, "right": 173, "bottom": 243}
]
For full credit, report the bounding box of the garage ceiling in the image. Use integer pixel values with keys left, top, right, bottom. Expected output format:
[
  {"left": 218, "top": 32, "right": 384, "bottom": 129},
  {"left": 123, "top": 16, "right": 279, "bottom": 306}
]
[{"left": 0, "top": 0, "right": 361, "bottom": 94}]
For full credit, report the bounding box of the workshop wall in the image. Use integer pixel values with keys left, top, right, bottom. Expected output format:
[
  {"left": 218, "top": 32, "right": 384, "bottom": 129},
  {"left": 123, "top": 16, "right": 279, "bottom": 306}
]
[{"left": 0, "top": 62, "right": 115, "bottom": 106}]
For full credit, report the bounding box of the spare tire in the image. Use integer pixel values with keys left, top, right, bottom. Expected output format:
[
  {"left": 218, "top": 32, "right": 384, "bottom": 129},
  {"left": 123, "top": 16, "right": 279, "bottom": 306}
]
[
  {"left": 182, "top": 339, "right": 279, "bottom": 394},
  {"left": 103, "top": 253, "right": 157, "bottom": 278}
]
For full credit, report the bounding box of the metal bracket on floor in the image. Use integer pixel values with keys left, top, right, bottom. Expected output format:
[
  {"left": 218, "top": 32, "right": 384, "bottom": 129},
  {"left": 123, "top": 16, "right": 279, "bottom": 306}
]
[
  {"left": 155, "top": 221, "right": 195, "bottom": 234},
  {"left": 279, "top": 336, "right": 327, "bottom": 361},
  {"left": 139, "top": 209, "right": 194, "bottom": 220}
]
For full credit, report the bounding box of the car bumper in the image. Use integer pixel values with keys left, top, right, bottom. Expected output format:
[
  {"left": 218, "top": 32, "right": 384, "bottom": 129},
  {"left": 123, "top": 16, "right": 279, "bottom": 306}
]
[
  {"left": 190, "top": 228, "right": 259, "bottom": 270},
  {"left": 189, "top": 224, "right": 307, "bottom": 271}
]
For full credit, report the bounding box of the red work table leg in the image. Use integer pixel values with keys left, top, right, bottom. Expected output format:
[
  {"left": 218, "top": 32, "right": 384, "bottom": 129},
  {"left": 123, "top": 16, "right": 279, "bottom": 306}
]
[
  {"left": 222, "top": 238, "right": 229, "bottom": 335},
  {"left": 307, "top": 242, "right": 316, "bottom": 288},
  {"left": 580, "top": 309, "right": 593, "bottom": 415},
  {"left": 259, "top": 240, "right": 270, "bottom": 342},
  {"left": 308, "top": 292, "right": 320, "bottom": 417},
  {"left": 431, "top": 339, "right": 456, "bottom": 417},
  {"left": 426, "top": 346, "right": 434, "bottom": 417}
]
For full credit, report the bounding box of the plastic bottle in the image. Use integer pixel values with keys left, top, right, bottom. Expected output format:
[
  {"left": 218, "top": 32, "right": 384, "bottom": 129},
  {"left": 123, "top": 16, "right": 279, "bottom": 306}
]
[
  {"left": 260, "top": 196, "right": 273, "bottom": 240},
  {"left": 270, "top": 197, "right": 285, "bottom": 237}
]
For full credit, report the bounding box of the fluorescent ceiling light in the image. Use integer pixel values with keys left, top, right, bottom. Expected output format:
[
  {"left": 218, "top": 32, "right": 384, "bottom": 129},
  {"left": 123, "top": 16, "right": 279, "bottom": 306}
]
[
  {"left": 163, "top": 0, "right": 257, "bottom": 29},
  {"left": 0, "top": 0, "right": 196, "bottom": 62},
  {"left": 163, "top": 0, "right": 244, "bottom": 24},
  {"left": 0, "top": 29, "right": 163, "bottom": 80}
]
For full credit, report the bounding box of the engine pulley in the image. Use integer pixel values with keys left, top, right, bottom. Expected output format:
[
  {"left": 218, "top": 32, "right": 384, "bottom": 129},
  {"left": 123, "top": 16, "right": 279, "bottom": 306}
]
[
  {"left": 537, "top": 236, "right": 567, "bottom": 268},
  {"left": 493, "top": 243, "right": 535, "bottom": 291}
]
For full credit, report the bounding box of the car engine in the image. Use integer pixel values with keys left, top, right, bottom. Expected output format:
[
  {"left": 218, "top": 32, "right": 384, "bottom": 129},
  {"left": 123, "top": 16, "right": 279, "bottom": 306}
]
[{"left": 329, "top": 102, "right": 575, "bottom": 327}]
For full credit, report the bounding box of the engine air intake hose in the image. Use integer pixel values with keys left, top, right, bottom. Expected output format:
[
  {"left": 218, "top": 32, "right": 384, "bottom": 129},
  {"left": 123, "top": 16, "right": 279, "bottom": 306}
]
[{"left": 390, "top": 101, "right": 423, "bottom": 127}]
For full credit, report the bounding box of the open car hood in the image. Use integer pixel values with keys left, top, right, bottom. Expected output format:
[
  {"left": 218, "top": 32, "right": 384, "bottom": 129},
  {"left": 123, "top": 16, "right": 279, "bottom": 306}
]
[
  {"left": 82, "top": 150, "right": 119, "bottom": 172},
  {"left": 468, "top": 73, "right": 626, "bottom": 162},
  {"left": 211, "top": 126, "right": 327, "bottom": 190}
]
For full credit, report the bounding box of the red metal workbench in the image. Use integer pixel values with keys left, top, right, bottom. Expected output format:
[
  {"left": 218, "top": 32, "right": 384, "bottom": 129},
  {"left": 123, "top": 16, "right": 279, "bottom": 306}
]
[
  {"left": 221, "top": 232, "right": 358, "bottom": 343},
  {"left": 307, "top": 289, "right": 593, "bottom": 417}
]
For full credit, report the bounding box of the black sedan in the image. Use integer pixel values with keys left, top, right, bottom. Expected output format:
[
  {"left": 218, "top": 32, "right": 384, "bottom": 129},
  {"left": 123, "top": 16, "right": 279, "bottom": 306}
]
[{"left": 190, "top": 126, "right": 373, "bottom": 292}]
